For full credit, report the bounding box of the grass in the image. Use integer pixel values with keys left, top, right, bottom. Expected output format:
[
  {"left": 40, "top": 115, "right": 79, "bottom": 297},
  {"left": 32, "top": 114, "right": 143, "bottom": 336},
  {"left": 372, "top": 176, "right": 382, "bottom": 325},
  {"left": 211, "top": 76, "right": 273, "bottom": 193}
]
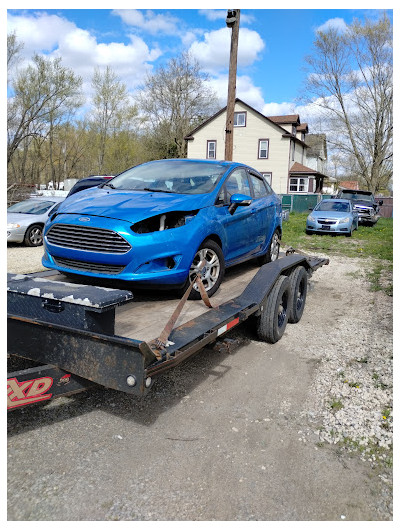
[{"left": 282, "top": 213, "right": 393, "bottom": 294}]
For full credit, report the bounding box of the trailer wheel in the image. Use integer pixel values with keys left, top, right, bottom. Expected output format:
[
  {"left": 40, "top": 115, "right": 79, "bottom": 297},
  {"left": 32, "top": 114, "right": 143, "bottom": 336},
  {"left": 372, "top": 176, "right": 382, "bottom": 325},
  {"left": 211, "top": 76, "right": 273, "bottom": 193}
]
[
  {"left": 256, "top": 274, "right": 290, "bottom": 343},
  {"left": 288, "top": 266, "right": 308, "bottom": 323}
]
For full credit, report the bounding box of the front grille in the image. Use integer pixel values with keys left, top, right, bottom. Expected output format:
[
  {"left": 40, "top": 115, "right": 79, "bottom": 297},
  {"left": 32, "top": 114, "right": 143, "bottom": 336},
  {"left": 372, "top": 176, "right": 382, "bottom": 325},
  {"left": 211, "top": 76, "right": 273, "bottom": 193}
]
[
  {"left": 47, "top": 223, "right": 131, "bottom": 254},
  {"left": 317, "top": 218, "right": 337, "bottom": 225},
  {"left": 54, "top": 256, "right": 125, "bottom": 275}
]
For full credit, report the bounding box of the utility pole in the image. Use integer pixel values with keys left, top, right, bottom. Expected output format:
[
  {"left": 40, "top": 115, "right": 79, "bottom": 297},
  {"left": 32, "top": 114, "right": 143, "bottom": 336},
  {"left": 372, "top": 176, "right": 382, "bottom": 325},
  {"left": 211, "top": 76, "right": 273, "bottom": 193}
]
[{"left": 224, "top": 9, "right": 240, "bottom": 161}]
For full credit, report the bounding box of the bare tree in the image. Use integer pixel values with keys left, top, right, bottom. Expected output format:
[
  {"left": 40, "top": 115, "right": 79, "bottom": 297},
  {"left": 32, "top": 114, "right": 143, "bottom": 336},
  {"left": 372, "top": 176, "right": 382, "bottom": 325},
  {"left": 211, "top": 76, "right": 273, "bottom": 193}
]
[
  {"left": 137, "top": 52, "right": 219, "bottom": 159},
  {"left": 90, "top": 66, "right": 138, "bottom": 174},
  {"left": 303, "top": 14, "right": 392, "bottom": 192},
  {"left": 7, "top": 53, "right": 83, "bottom": 169}
]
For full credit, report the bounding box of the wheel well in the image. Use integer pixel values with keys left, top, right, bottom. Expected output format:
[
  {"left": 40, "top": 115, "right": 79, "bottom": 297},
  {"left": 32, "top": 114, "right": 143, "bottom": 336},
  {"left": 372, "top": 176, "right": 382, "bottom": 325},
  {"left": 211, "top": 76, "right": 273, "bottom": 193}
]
[
  {"left": 25, "top": 222, "right": 44, "bottom": 233},
  {"left": 202, "top": 234, "right": 223, "bottom": 250}
]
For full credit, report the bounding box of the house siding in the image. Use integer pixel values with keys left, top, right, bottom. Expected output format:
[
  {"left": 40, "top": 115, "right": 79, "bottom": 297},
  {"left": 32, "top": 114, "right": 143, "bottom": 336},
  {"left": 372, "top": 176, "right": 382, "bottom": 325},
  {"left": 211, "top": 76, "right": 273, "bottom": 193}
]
[{"left": 186, "top": 101, "right": 291, "bottom": 194}]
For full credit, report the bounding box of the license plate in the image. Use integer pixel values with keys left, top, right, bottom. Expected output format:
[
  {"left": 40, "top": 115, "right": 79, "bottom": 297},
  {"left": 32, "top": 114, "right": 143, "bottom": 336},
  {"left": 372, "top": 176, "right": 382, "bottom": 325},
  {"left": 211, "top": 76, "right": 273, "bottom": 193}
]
[{"left": 321, "top": 225, "right": 330, "bottom": 230}]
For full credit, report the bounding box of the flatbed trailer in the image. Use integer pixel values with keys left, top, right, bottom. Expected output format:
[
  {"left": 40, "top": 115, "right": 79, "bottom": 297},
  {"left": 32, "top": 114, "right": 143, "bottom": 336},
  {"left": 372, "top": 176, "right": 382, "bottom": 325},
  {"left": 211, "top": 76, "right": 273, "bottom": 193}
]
[{"left": 7, "top": 252, "right": 328, "bottom": 410}]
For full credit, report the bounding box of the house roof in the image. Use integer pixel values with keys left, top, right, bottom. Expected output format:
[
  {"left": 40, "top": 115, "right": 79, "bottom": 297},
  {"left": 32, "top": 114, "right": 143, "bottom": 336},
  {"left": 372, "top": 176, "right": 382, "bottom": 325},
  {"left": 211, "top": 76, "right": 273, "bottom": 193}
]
[
  {"left": 289, "top": 162, "right": 328, "bottom": 179},
  {"left": 297, "top": 123, "right": 308, "bottom": 132},
  {"left": 185, "top": 98, "right": 299, "bottom": 140},
  {"left": 268, "top": 115, "right": 300, "bottom": 125}
]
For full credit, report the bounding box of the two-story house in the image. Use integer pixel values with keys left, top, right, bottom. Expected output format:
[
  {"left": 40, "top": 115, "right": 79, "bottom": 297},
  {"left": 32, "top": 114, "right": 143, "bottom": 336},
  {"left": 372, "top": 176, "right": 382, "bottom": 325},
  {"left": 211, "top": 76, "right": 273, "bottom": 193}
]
[{"left": 185, "top": 99, "right": 327, "bottom": 194}]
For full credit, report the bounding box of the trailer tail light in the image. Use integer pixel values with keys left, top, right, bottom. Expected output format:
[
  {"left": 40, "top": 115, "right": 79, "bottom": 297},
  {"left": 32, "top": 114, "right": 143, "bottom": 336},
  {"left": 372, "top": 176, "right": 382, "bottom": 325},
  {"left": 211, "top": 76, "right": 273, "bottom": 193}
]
[{"left": 217, "top": 317, "right": 240, "bottom": 337}]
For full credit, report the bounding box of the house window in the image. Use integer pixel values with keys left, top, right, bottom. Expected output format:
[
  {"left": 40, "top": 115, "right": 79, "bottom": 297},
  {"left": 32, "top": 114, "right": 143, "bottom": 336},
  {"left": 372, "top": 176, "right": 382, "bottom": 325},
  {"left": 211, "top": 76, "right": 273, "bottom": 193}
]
[
  {"left": 289, "top": 177, "right": 308, "bottom": 193},
  {"left": 292, "top": 125, "right": 297, "bottom": 135},
  {"left": 234, "top": 112, "right": 246, "bottom": 127},
  {"left": 258, "top": 139, "right": 269, "bottom": 159},
  {"left": 261, "top": 172, "right": 272, "bottom": 186},
  {"left": 207, "top": 140, "right": 216, "bottom": 159}
]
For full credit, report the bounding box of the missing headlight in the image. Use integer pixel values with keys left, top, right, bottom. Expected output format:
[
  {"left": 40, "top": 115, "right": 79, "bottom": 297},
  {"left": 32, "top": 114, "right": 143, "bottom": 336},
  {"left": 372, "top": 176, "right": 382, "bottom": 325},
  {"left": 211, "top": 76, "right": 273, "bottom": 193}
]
[{"left": 132, "top": 210, "right": 198, "bottom": 234}]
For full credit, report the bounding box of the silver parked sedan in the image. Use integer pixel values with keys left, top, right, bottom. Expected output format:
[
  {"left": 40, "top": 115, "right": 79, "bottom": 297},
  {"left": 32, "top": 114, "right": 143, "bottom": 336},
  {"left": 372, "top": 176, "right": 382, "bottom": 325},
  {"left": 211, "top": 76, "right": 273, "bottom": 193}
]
[
  {"left": 7, "top": 197, "right": 64, "bottom": 246},
  {"left": 306, "top": 199, "right": 358, "bottom": 237}
]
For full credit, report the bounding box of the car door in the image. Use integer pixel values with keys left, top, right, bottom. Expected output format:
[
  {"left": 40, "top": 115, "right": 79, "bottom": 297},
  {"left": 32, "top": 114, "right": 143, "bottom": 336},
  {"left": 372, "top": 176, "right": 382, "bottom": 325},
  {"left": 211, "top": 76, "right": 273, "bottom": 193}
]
[
  {"left": 214, "top": 168, "right": 259, "bottom": 262},
  {"left": 247, "top": 171, "right": 277, "bottom": 253}
]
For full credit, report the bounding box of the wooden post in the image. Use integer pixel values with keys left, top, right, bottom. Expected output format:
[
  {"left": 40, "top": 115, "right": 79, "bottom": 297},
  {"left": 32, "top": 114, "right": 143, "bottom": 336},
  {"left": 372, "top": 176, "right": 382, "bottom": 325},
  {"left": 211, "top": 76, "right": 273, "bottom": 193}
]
[{"left": 224, "top": 9, "right": 240, "bottom": 161}]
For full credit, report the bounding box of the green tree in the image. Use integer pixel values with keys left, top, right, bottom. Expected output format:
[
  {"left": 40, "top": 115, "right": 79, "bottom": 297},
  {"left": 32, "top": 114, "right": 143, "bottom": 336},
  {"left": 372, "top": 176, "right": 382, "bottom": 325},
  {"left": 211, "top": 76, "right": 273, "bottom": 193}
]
[{"left": 303, "top": 14, "right": 392, "bottom": 192}]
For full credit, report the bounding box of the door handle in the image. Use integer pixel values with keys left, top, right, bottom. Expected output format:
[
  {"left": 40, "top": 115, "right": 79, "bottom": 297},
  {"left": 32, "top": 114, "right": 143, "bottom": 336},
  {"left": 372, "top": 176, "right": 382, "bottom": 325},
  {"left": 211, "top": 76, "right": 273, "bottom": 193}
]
[{"left": 251, "top": 208, "right": 257, "bottom": 213}]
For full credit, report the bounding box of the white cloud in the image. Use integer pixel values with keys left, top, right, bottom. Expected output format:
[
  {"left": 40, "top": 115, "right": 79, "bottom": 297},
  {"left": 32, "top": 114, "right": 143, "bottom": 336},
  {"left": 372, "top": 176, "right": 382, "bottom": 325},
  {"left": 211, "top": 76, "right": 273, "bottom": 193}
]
[
  {"left": 207, "top": 74, "right": 265, "bottom": 111},
  {"left": 112, "top": 9, "right": 179, "bottom": 35},
  {"left": 199, "top": 9, "right": 255, "bottom": 24},
  {"left": 316, "top": 18, "right": 348, "bottom": 34},
  {"left": 7, "top": 12, "right": 161, "bottom": 92},
  {"left": 189, "top": 27, "right": 264, "bottom": 74}
]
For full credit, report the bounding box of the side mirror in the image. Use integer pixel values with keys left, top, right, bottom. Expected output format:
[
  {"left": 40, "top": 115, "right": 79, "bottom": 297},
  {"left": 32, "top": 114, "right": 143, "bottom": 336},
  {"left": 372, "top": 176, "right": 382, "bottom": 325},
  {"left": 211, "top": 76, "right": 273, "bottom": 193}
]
[
  {"left": 309, "top": 207, "right": 314, "bottom": 211},
  {"left": 228, "top": 193, "right": 252, "bottom": 215}
]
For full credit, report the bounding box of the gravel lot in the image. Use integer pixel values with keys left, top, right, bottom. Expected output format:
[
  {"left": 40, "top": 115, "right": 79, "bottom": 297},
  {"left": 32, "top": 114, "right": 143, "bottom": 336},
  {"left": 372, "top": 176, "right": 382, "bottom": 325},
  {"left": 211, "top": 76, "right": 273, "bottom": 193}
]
[{"left": 7, "top": 244, "right": 393, "bottom": 520}]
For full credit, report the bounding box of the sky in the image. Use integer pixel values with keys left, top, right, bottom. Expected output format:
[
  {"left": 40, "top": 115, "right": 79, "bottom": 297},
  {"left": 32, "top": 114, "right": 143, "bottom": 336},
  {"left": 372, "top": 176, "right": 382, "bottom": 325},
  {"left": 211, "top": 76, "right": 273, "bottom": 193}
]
[{"left": 6, "top": 5, "right": 394, "bottom": 124}]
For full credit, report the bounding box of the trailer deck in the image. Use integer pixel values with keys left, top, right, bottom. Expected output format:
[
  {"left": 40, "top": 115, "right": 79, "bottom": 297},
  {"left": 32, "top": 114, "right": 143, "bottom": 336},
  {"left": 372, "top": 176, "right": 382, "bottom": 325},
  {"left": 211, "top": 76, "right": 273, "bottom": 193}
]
[{"left": 8, "top": 253, "right": 328, "bottom": 409}]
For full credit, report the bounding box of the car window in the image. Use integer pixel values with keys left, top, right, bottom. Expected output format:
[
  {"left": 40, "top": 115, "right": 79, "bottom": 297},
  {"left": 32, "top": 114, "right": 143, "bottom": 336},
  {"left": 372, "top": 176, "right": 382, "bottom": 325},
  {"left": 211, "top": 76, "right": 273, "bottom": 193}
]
[
  {"left": 249, "top": 174, "right": 269, "bottom": 198},
  {"left": 315, "top": 201, "right": 350, "bottom": 212},
  {"left": 107, "top": 160, "right": 226, "bottom": 195},
  {"left": 225, "top": 169, "right": 251, "bottom": 200}
]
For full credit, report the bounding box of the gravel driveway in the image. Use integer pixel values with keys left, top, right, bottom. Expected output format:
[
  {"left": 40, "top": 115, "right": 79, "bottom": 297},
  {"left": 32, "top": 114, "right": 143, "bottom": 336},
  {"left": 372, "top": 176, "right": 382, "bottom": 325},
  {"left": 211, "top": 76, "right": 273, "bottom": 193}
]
[{"left": 7, "top": 244, "right": 393, "bottom": 520}]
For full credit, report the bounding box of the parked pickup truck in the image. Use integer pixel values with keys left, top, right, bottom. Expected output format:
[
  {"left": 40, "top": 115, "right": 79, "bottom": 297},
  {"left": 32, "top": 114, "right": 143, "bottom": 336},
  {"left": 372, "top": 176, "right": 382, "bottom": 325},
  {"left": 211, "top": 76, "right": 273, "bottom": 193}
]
[{"left": 334, "top": 189, "right": 383, "bottom": 225}]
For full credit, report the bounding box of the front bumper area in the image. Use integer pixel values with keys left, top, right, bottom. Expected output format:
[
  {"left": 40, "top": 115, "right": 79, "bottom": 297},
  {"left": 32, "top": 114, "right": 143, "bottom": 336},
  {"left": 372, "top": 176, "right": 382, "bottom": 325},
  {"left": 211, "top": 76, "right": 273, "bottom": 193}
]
[
  {"left": 42, "top": 214, "right": 206, "bottom": 286},
  {"left": 306, "top": 218, "right": 353, "bottom": 234}
]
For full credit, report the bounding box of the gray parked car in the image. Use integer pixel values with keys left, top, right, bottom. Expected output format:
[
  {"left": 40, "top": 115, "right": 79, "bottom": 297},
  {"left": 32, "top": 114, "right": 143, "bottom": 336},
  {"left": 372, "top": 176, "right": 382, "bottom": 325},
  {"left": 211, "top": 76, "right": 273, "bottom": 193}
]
[
  {"left": 306, "top": 199, "right": 358, "bottom": 237},
  {"left": 7, "top": 197, "right": 64, "bottom": 246}
]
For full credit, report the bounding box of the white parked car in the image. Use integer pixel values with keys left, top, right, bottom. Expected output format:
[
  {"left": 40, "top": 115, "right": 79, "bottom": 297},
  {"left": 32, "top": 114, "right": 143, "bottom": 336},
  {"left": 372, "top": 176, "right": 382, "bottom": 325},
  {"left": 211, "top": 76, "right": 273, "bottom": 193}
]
[{"left": 7, "top": 197, "right": 64, "bottom": 246}]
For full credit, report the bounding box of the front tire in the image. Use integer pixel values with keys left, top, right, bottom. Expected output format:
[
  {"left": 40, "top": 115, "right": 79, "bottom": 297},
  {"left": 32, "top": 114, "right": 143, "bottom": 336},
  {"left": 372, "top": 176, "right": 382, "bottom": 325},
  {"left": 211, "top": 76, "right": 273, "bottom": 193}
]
[
  {"left": 24, "top": 224, "right": 43, "bottom": 246},
  {"left": 186, "top": 240, "right": 225, "bottom": 300}
]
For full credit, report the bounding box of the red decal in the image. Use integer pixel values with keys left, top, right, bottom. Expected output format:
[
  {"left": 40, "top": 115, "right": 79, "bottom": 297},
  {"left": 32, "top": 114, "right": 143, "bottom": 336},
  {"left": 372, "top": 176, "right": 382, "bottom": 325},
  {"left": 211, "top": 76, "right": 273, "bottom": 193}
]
[
  {"left": 7, "top": 377, "right": 53, "bottom": 409},
  {"left": 226, "top": 317, "right": 240, "bottom": 330}
]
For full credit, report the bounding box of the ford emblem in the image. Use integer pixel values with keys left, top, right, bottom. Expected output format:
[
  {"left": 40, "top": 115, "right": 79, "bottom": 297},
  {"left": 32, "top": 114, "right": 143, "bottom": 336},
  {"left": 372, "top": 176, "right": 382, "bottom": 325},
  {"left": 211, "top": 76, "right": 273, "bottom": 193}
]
[{"left": 79, "top": 217, "right": 91, "bottom": 222}]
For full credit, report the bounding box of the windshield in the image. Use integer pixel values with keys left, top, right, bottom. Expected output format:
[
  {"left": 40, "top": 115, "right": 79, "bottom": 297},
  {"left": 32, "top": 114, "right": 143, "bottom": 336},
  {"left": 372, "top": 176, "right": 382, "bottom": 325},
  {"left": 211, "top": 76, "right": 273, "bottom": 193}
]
[
  {"left": 315, "top": 201, "right": 350, "bottom": 212},
  {"left": 7, "top": 199, "right": 57, "bottom": 215},
  {"left": 107, "top": 160, "right": 226, "bottom": 194},
  {"left": 341, "top": 191, "right": 373, "bottom": 201}
]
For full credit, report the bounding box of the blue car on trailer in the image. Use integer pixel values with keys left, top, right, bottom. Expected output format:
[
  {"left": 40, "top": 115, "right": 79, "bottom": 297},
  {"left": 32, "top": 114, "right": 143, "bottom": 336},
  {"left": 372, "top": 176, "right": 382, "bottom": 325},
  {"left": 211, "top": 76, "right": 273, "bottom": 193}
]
[{"left": 42, "top": 159, "right": 283, "bottom": 299}]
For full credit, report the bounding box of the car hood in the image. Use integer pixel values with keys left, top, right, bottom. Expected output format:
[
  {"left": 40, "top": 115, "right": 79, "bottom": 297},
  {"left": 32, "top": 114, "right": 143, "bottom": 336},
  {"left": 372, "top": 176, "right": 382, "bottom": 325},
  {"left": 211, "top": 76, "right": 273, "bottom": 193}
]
[
  {"left": 352, "top": 200, "right": 374, "bottom": 208},
  {"left": 313, "top": 210, "right": 352, "bottom": 219},
  {"left": 57, "top": 187, "right": 214, "bottom": 223}
]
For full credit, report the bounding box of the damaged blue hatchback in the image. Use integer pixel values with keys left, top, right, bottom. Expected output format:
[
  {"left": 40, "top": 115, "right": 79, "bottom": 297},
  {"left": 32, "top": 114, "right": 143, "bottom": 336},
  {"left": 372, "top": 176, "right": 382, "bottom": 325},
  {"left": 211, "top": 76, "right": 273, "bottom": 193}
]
[{"left": 43, "top": 159, "right": 283, "bottom": 298}]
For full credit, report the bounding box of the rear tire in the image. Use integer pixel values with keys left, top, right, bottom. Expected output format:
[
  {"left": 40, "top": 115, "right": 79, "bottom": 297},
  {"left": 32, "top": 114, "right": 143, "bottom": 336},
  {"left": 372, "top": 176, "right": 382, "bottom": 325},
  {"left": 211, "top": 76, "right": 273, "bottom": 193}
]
[
  {"left": 258, "top": 229, "right": 280, "bottom": 265},
  {"left": 288, "top": 266, "right": 308, "bottom": 323},
  {"left": 256, "top": 275, "right": 290, "bottom": 343}
]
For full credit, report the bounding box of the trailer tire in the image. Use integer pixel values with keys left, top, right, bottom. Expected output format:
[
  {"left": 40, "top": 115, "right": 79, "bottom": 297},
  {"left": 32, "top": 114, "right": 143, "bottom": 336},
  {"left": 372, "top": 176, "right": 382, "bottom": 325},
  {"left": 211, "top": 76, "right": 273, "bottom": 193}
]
[
  {"left": 256, "top": 274, "right": 290, "bottom": 343},
  {"left": 288, "top": 265, "right": 308, "bottom": 323}
]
